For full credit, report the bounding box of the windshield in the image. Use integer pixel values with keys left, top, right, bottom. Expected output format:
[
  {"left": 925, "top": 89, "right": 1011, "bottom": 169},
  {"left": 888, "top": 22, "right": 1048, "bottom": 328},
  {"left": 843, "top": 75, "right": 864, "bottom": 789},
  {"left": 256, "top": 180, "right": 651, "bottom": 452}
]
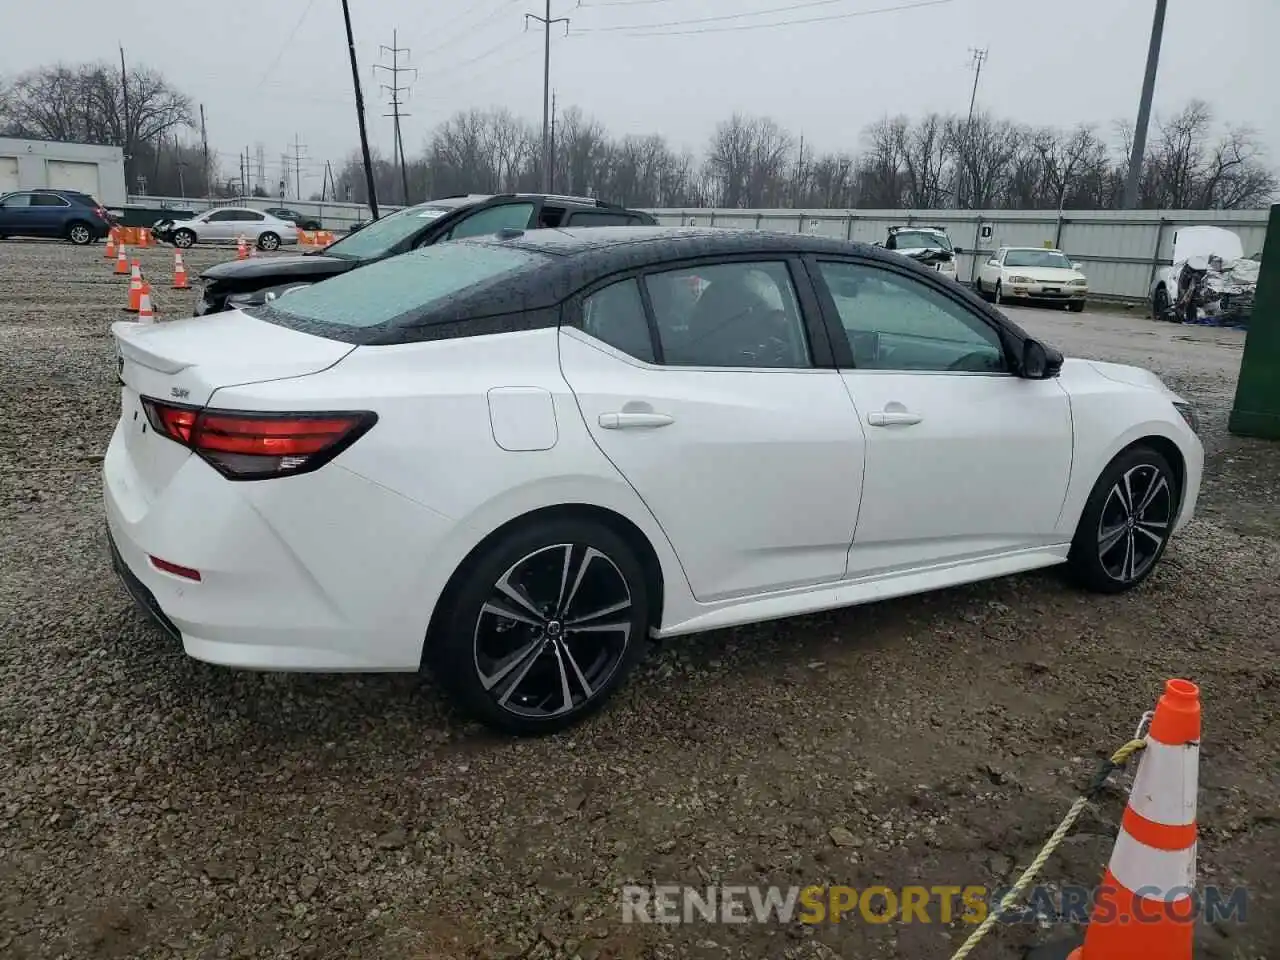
[
  {"left": 323, "top": 203, "right": 458, "bottom": 259},
  {"left": 1004, "top": 249, "right": 1072, "bottom": 269},
  {"left": 256, "top": 242, "right": 549, "bottom": 330},
  {"left": 892, "top": 230, "right": 952, "bottom": 251}
]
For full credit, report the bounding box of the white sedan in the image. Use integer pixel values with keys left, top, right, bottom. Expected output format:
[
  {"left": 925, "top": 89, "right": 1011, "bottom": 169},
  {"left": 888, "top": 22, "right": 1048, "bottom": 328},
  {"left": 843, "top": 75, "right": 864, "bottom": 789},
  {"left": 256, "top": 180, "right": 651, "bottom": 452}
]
[
  {"left": 105, "top": 227, "right": 1202, "bottom": 735},
  {"left": 155, "top": 207, "right": 298, "bottom": 251},
  {"left": 976, "top": 246, "right": 1088, "bottom": 311}
]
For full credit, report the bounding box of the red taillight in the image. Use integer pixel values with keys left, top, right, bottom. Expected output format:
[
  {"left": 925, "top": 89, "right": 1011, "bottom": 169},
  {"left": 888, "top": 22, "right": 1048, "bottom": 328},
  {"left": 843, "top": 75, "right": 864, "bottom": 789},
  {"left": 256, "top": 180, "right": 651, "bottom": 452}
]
[{"left": 141, "top": 399, "right": 375, "bottom": 480}]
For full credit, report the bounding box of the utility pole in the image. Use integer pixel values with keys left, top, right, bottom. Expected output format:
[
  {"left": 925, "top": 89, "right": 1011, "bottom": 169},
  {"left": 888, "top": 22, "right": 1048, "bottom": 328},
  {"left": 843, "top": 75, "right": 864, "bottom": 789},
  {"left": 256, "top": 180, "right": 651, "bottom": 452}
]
[
  {"left": 549, "top": 90, "right": 557, "bottom": 193},
  {"left": 374, "top": 30, "right": 416, "bottom": 205},
  {"left": 795, "top": 133, "right": 805, "bottom": 207},
  {"left": 958, "top": 47, "right": 988, "bottom": 209},
  {"left": 119, "top": 45, "right": 132, "bottom": 188},
  {"left": 341, "top": 0, "right": 379, "bottom": 218},
  {"left": 1123, "top": 0, "right": 1168, "bottom": 209},
  {"left": 526, "top": 1, "right": 570, "bottom": 193},
  {"left": 292, "top": 134, "right": 307, "bottom": 200},
  {"left": 199, "top": 104, "right": 210, "bottom": 199}
]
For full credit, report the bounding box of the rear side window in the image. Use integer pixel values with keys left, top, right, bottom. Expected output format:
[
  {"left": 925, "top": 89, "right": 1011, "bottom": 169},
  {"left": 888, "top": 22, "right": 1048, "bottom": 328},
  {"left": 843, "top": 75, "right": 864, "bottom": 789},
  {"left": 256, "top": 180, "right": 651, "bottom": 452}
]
[
  {"left": 262, "top": 243, "right": 549, "bottom": 329},
  {"left": 31, "top": 194, "right": 70, "bottom": 207},
  {"left": 582, "top": 279, "right": 655, "bottom": 362},
  {"left": 566, "top": 211, "right": 641, "bottom": 227}
]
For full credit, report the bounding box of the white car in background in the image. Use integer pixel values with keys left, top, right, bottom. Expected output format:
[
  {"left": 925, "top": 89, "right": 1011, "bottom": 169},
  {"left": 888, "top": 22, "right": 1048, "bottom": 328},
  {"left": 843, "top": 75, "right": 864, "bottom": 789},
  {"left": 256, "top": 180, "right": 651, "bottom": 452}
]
[
  {"left": 155, "top": 207, "right": 298, "bottom": 251},
  {"left": 104, "top": 227, "right": 1202, "bottom": 735},
  {"left": 1149, "top": 225, "right": 1258, "bottom": 324},
  {"left": 976, "top": 246, "right": 1088, "bottom": 311},
  {"left": 882, "top": 226, "right": 961, "bottom": 281}
]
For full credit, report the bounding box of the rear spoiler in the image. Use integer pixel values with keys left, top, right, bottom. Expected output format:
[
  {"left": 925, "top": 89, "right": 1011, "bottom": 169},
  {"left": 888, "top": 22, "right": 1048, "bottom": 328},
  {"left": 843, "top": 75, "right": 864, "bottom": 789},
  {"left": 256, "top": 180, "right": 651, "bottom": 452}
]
[{"left": 111, "top": 321, "right": 193, "bottom": 375}]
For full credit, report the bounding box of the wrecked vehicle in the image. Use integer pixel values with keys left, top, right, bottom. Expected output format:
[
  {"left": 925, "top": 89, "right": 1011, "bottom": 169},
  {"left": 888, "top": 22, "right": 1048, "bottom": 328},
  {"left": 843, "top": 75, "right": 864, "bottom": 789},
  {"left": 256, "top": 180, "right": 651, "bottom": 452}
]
[
  {"left": 1151, "top": 226, "right": 1258, "bottom": 326},
  {"left": 881, "top": 225, "right": 962, "bottom": 281}
]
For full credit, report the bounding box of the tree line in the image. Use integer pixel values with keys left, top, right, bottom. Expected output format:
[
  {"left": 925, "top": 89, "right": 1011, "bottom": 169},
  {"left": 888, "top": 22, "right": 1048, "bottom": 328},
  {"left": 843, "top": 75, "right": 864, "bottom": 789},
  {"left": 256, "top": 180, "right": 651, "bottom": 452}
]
[{"left": 2, "top": 61, "right": 1275, "bottom": 211}]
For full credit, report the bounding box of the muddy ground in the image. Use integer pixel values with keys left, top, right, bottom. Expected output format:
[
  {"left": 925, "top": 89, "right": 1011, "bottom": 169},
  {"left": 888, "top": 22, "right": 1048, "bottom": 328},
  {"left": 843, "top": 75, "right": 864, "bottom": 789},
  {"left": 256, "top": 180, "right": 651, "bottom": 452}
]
[{"left": 0, "top": 239, "right": 1276, "bottom": 960}]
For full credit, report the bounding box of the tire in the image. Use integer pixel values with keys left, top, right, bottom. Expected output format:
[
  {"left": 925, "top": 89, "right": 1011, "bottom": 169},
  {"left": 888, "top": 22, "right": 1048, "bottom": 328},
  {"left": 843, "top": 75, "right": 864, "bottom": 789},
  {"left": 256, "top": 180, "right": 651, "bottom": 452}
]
[
  {"left": 66, "top": 221, "right": 93, "bottom": 245},
  {"left": 428, "top": 516, "right": 652, "bottom": 735},
  {"left": 173, "top": 229, "right": 196, "bottom": 249},
  {"left": 1152, "top": 284, "right": 1170, "bottom": 321},
  {"left": 1068, "top": 445, "right": 1179, "bottom": 594},
  {"left": 257, "top": 232, "right": 281, "bottom": 251},
  {"left": 1068, "top": 299, "right": 1085, "bottom": 313}
]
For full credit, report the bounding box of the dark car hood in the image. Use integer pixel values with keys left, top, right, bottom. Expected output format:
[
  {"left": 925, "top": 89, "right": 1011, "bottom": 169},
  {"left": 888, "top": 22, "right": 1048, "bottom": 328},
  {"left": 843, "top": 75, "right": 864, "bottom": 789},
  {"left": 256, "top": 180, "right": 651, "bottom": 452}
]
[{"left": 201, "top": 254, "right": 355, "bottom": 281}]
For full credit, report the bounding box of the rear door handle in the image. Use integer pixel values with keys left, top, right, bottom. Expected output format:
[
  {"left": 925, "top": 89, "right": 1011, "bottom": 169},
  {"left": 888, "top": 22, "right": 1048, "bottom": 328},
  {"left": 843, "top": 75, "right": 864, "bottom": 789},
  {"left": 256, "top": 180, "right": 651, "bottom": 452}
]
[
  {"left": 598, "top": 412, "right": 675, "bottom": 430},
  {"left": 867, "top": 410, "right": 922, "bottom": 427}
]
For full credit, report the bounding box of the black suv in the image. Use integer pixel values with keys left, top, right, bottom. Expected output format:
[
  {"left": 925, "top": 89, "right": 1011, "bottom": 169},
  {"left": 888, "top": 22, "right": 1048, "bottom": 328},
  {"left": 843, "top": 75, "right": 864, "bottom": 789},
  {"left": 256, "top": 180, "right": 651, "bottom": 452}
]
[
  {"left": 195, "top": 193, "right": 657, "bottom": 314},
  {"left": 264, "top": 207, "right": 323, "bottom": 230},
  {"left": 0, "top": 188, "right": 114, "bottom": 244}
]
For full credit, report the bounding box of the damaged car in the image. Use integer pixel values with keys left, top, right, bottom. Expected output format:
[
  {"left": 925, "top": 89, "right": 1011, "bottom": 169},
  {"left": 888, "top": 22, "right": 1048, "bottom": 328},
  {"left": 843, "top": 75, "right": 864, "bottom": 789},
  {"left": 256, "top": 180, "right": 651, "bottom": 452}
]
[
  {"left": 881, "top": 225, "right": 962, "bottom": 282},
  {"left": 1150, "top": 226, "right": 1258, "bottom": 327}
]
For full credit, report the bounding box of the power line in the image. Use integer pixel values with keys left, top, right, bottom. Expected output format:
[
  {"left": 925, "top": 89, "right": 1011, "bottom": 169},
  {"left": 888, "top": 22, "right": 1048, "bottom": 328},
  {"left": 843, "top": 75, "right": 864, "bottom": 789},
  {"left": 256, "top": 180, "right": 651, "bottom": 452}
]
[
  {"left": 417, "top": 0, "right": 515, "bottom": 57},
  {"left": 254, "top": 0, "right": 317, "bottom": 88},
  {"left": 574, "top": 0, "right": 952, "bottom": 36},
  {"left": 415, "top": 32, "right": 527, "bottom": 83},
  {"left": 577, "top": 0, "right": 886, "bottom": 32}
]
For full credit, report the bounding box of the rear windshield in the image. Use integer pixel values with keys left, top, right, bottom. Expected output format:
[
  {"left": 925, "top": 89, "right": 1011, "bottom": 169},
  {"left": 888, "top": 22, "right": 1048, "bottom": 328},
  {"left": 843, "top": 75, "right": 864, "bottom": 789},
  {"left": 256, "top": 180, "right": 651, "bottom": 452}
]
[{"left": 255, "top": 242, "right": 548, "bottom": 329}]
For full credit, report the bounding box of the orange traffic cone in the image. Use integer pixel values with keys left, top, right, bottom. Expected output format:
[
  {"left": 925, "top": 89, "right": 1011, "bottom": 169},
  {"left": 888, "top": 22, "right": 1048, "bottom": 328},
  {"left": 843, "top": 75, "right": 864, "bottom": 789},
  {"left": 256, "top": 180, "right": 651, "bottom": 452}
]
[
  {"left": 105, "top": 228, "right": 117, "bottom": 260},
  {"left": 137, "top": 288, "right": 156, "bottom": 324},
  {"left": 1062, "top": 680, "right": 1200, "bottom": 960},
  {"left": 125, "top": 264, "right": 144, "bottom": 313},
  {"left": 173, "top": 251, "right": 190, "bottom": 289},
  {"left": 236, "top": 235, "right": 248, "bottom": 260},
  {"left": 114, "top": 245, "right": 129, "bottom": 275}
]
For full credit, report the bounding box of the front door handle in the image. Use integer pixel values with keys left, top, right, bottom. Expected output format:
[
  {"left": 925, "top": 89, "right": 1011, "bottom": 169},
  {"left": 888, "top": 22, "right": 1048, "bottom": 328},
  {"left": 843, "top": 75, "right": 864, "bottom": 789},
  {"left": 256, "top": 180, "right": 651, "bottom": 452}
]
[
  {"left": 598, "top": 411, "right": 675, "bottom": 430},
  {"left": 867, "top": 410, "right": 922, "bottom": 427}
]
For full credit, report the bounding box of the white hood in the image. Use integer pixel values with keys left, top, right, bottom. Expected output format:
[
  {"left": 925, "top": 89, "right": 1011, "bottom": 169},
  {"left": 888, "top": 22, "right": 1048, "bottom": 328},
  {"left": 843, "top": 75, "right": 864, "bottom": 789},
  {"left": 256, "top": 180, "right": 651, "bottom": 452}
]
[{"left": 1171, "top": 226, "right": 1244, "bottom": 264}]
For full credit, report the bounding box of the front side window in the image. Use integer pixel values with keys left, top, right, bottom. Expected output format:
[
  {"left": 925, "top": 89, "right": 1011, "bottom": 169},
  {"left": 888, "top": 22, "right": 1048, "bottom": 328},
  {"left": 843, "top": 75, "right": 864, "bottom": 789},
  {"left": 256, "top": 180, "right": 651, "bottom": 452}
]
[
  {"left": 257, "top": 242, "right": 549, "bottom": 330},
  {"left": 818, "top": 261, "right": 1006, "bottom": 373},
  {"left": 644, "top": 261, "right": 811, "bottom": 369},
  {"left": 446, "top": 203, "right": 536, "bottom": 241},
  {"left": 581, "top": 278, "right": 655, "bottom": 362}
]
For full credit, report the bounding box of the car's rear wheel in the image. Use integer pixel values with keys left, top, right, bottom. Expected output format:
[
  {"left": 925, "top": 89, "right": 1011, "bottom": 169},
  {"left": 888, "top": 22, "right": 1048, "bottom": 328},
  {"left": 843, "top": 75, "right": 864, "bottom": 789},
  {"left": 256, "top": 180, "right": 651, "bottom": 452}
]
[
  {"left": 429, "top": 517, "right": 651, "bottom": 735},
  {"left": 1152, "top": 284, "right": 1170, "bottom": 321},
  {"left": 173, "top": 229, "right": 196, "bottom": 248},
  {"left": 66, "top": 222, "right": 93, "bottom": 245},
  {"left": 257, "top": 232, "right": 281, "bottom": 251},
  {"left": 1068, "top": 445, "right": 1179, "bottom": 594}
]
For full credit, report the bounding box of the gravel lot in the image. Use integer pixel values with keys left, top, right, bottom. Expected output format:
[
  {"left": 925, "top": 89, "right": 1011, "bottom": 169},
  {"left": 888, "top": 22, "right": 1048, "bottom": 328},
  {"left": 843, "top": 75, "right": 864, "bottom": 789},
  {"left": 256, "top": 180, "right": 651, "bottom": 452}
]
[{"left": 1, "top": 240, "right": 1277, "bottom": 960}]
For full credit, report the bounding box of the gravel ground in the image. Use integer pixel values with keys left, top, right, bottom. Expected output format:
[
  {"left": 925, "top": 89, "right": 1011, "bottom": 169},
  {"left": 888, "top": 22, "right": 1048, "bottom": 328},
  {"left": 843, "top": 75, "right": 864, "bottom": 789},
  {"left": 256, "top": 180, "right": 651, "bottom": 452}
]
[{"left": 1, "top": 241, "right": 1277, "bottom": 960}]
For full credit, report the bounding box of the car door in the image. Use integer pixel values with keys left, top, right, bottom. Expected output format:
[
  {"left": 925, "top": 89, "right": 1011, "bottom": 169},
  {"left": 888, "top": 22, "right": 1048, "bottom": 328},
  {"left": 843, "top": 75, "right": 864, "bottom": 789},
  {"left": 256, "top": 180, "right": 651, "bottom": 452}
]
[
  {"left": 808, "top": 257, "right": 1073, "bottom": 578},
  {"left": 0, "top": 192, "right": 35, "bottom": 235},
  {"left": 977, "top": 247, "right": 1005, "bottom": 291},
  {"left": 30, "top": 193, "right": 71, "bottom": 236},
  {"left": 238, "top": 209, "right": 267, "bottom": 240},
  {"left": 201, "top": 209, "right": 240, "bottom": 241},
  {"left": 558, "top": 256, "right": 867, "bottom": 603}
]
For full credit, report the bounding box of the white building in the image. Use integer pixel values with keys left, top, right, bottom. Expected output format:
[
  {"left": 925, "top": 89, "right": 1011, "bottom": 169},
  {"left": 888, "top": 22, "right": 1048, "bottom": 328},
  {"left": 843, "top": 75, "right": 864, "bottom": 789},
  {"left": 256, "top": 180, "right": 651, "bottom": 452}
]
[{"left": 0, "top": 138, "right": 128, "bottom": 205}]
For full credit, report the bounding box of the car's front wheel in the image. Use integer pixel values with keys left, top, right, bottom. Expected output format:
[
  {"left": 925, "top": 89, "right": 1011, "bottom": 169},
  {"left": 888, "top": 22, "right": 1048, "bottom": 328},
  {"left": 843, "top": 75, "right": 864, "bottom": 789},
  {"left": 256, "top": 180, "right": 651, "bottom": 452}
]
[
  {"left": 173, "top": 229, "right": 196, "bottom": 248},
  {"left": 257, "top": 232, "right": 281, "bottom": 251},
  {"left": 1068, "top": 445, "right": 1179, "bottom": 594},
  {"left": 429, "top": 516, "right": 652, "bottom": 735}
]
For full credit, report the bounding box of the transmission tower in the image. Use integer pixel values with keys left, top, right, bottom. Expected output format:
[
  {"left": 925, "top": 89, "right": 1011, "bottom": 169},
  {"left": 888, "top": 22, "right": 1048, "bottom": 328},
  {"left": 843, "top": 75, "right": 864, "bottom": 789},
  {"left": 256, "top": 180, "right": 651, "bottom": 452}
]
[
  {"left": 525, "top": 2, "right": 570, "bottom": 193},
  {"left": 374, "top": 30, "right": 416, "bottom": 205}
]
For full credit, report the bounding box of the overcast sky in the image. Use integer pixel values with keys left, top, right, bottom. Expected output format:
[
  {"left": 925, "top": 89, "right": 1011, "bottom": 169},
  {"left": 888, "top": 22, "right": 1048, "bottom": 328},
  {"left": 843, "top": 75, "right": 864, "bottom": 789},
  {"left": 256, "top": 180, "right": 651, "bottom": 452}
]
[{"left": 3, "top": 0, "right": 1277, "bottom": 198}]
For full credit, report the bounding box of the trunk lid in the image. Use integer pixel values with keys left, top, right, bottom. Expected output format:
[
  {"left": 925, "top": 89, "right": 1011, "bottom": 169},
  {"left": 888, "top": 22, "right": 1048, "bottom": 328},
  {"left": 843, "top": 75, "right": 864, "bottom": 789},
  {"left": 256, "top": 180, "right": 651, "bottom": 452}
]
[{"left": 111, "top": 311, "right": 355, "bottom": 496}]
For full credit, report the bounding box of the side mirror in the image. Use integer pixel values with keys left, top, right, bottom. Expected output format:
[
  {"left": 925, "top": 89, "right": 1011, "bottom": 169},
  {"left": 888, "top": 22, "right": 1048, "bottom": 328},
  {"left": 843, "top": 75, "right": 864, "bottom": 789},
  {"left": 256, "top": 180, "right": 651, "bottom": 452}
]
[
  {"left": 1072, "top": 261, "right": 1083, "bottom": 271},
  {"left": 954, "top": 246, "right": 965, "bottom": 255},
  {"left": 987, "top": 258, "right": 1000, "bottom": 267},
  {"left": 1020, "top": 338, "right": 1063, "bottom": 380}
]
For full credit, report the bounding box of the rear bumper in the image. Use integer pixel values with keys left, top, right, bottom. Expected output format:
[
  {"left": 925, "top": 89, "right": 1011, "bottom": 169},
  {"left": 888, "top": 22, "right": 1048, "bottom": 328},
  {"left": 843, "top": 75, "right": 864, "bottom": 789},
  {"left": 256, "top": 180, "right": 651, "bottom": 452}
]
[{"left": 103, "top": 419, "right": 451, "bottom": 672}]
